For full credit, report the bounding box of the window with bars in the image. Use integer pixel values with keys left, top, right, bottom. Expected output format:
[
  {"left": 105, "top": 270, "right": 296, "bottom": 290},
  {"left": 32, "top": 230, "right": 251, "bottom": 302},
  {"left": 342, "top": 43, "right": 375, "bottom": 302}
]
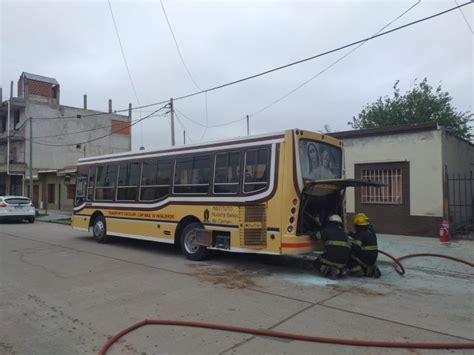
[{"left": 361, "top": 168, "right": 402, "bottom": 204}]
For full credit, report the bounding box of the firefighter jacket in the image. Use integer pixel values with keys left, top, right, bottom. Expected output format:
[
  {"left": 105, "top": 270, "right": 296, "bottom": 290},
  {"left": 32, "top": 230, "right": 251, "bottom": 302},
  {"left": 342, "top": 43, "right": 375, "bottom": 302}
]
[
  {"left": 351, "top": 226, "right": 378, "bottom": 267},
  {"left": 317, "top": 223, "right": 351, "bottom": 268}
]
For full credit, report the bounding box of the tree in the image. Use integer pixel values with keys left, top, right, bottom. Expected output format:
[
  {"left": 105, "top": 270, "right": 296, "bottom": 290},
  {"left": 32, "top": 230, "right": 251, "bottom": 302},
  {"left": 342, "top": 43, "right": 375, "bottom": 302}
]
[{"left": 349, "top": 78, "right": 473, "bottom": 140}]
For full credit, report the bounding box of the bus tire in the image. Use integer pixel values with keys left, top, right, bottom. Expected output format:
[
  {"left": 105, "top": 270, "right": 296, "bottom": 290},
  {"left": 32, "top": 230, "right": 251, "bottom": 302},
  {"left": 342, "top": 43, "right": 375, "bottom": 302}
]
[
  {"left": 93, "top": 215, "right": 110, "bottom": 243},
  {"left": 180, "top": 222, "right": 211, "bottom": 261}
]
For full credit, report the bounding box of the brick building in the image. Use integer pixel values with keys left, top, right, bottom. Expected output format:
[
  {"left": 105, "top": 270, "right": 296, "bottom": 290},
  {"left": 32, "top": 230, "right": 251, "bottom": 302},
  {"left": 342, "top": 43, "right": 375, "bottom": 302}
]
[
  {"left": 0, "top": 72, "right": 131, "bottom": 211},
  {"left": 330, "top": 123, "right": 473, "bottom": 237}
]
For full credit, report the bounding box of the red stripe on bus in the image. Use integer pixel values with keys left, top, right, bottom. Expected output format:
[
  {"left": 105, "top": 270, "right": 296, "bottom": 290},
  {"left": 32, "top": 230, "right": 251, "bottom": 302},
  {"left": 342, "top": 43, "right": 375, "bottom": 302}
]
[{"left": 281, "top": 242, "right": 317, "bottom": 248}]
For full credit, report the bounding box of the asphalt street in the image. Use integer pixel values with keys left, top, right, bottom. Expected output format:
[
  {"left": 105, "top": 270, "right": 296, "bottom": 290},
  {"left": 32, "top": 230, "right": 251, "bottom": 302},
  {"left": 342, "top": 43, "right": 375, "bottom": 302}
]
[{"left": 1, "top": 221, "right": 473, "bottom": 354}]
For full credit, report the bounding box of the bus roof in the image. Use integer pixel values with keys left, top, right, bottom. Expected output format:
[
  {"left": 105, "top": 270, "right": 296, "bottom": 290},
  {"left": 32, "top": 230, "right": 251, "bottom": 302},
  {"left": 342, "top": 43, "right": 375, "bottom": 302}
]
[{"left": 78, "top": 129, "right": 290, "bottom": 165}]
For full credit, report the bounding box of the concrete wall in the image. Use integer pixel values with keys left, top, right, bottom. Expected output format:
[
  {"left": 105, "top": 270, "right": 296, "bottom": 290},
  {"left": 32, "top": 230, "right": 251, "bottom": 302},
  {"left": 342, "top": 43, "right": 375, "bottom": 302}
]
[
  {"left": 442, "top": 131, "right": 474, "bottom": 175},
  {"left": 442, "top": 131, "right": 474, "bottom": 230},
  {"left": 343, "top": 130, "right": 444, "bottom": 218},
  {"left": 22, "top": 100, "right": 131, "bottom": 171}
]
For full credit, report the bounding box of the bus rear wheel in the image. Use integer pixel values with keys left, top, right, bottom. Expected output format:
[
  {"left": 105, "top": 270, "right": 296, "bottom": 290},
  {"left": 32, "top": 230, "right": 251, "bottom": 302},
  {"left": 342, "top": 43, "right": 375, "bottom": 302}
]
[
  {"left": 93, "top": 215, "right": 110, "bottom": 243},
  {"left": 180, "top": 222, "right": 211, "bottom": 261}
]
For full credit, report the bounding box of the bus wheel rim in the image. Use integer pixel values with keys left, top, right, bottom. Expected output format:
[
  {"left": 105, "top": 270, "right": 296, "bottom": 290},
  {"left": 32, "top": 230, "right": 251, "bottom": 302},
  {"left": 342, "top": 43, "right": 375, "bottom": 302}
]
[
  {"left": 94, "top": 220, "right": 104, "bottom": 237},
  {"left": 184, "top": 230, "right": 199, "bottom": 254}
]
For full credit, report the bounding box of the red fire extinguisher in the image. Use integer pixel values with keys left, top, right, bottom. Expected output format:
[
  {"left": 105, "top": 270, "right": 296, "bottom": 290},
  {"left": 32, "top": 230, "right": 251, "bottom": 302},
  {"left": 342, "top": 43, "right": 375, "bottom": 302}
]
[{"left": 439, "top": 219, "right": 451, "bottom": 242}]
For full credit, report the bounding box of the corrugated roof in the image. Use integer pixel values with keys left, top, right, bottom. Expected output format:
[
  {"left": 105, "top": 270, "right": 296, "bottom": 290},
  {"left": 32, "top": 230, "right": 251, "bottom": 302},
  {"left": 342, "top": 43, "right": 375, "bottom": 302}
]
[{"left": 21, "top": 72, "right": 59, "bottom": 85}]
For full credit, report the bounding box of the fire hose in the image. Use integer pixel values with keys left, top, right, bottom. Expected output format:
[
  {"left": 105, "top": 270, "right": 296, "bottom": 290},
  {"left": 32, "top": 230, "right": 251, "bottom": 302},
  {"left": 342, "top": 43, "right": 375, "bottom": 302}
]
[
  {"left": 378, "top": 250, "right": 474, "bottom": 275},
  {"left": 99, "top": 252, "right": 474, "bottom": 354}
]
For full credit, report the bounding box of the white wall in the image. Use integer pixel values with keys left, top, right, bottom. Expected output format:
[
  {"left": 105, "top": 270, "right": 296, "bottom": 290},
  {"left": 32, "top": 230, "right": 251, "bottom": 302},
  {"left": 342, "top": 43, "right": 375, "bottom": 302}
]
[
  {"left": 343, "top": 130, "right": 443, "bottom": 217},
  {"left": 23, "top": 100, "right": 131, "bottom": 171}
]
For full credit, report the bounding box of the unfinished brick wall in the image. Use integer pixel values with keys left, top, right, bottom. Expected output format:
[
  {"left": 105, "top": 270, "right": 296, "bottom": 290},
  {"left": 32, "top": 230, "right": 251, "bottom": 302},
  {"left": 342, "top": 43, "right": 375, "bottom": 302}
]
[
  {"left": 28, "top": 80, "right": 53, "bottom": 97},
  {"left": 111, "top": 119, "right": 130, "bottom": 135}
]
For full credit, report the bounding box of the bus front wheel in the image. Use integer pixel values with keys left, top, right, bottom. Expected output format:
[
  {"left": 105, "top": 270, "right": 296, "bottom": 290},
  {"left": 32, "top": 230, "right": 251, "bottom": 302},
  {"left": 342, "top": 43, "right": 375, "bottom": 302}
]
[
  {"left": 93, "top": 215, "right": 110, "bottom": 243},
  {"left": 180, "top": 222, "right": 211, "bottom": 261}
]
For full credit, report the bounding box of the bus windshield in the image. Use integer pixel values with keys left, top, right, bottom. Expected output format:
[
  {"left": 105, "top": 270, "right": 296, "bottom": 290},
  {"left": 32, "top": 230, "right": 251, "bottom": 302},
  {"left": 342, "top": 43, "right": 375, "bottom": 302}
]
[{"left": 299, "top": 139, "right": 342, "bottom": 180}]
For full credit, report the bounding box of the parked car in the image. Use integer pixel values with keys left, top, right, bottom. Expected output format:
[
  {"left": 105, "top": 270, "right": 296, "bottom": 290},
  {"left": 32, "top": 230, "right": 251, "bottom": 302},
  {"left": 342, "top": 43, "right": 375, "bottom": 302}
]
[{"left": 0, "top": 196, "right": 36, "bottom": 223}]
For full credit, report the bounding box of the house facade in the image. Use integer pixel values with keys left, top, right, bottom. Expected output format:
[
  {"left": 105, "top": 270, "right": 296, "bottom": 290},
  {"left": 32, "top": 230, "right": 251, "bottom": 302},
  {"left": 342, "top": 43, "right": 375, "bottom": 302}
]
[
  {"left": 0, "top": 72, "right": 132, "bottom": 211},
  {"left": 330, "top": 123, "right": 473, "bottom": 237}
]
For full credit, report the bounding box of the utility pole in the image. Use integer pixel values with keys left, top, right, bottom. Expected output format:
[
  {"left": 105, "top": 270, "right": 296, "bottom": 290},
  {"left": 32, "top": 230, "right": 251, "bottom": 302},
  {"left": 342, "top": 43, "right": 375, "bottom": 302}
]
[
  {"left": 29, "top": 117, "right": 33, "bottom": 200},
  {"left": 183, "top": 130, "right": 186, "bottom": 145},
  {"left": 246, "top": 115, "right": 249, "bottom": 136},
  {"left": 170, "top": 98, "right": 175, "bottom": 146}
]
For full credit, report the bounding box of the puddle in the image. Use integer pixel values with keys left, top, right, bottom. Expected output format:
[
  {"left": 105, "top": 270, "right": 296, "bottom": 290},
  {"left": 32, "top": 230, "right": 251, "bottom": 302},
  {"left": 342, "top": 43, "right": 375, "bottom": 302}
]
[{"left": 279, "top": 272, "right": 338, "bottom": 286}]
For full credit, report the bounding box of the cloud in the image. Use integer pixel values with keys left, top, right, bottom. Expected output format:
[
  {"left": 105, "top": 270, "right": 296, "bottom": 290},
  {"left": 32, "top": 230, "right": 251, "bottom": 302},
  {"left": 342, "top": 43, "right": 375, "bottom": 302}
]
[{"left": 2, "top": 0, "right": 472, "bottom": 150}]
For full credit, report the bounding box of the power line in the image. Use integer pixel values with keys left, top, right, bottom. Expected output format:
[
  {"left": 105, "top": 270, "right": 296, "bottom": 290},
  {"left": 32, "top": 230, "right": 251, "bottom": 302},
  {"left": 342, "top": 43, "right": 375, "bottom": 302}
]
[
  {"left": 160, "top": 0, "right": 202, "bottom": 90},
  {"left": 175, "top": 108, "right": 246, "bottom": 128},
  {"left": 174, "top": 111, "right": 194, "bottom": 143},
  {"left": 107, "top": 0, "right": 142, "bottom": 106},
  {"left": 28, "top": 2, "right": 472, "bottom": 122},
  {"left": 247, "top": 0, "right": 422, "bottom": 118},
  {"left": 454, "top": 0, "right": 474, "bottom": 33},
  {"left": 199, "top": 92, "right": 208, "bottom": 141},
  {"left": 107, "top": 0, "right": 146, "bottom": 147},
  {"left": 32, "top": 104, "right": 168, "bottom": 147},
  {"left": 174, "top": 108, "right": 207, "bottom": 127},
  {"left": 32, "top": 112, "right": 168, "bottom": 139},
  {"left": 172, "top": 2, "right": 472, "bottom": 103}
]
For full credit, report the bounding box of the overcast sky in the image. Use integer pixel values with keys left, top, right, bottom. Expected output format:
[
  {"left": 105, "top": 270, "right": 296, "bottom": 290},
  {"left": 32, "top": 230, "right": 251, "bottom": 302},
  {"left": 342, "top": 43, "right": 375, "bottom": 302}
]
[{"left": 1, "top": 0, "right": 473, "bottom": 150}]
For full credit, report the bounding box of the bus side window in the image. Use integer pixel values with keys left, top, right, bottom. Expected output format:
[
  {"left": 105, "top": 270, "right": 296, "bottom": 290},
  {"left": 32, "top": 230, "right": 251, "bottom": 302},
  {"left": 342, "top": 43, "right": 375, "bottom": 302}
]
[
  {"left": 86, "top": 166, "right": 95, "bottom": 201},
  {"left": 75, "top": 174, "right": 88, "bottom": 206},
  {"left": 214, "top": 152, "right": 240, "bottom": 194},
  {"left": 174, "top": 155, "right": 210, "bottom": 194},
  {"left": 95, "top": 165, "right": 118, "bottom": 201},
  {"left": 244, "top": 148, "right": 269, "bottom": 193},
  {"left": 140, "top": 159, "right": 172, "bottom": 201},
  {"left": 117, "top": 162, "right": 140, "bottom": 201}
]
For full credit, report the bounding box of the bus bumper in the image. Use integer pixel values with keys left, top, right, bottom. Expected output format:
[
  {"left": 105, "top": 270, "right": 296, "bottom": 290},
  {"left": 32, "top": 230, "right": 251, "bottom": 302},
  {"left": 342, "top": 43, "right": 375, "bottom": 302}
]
[{"left": 280, "top": 236, "right": 324, "bottom": 255}]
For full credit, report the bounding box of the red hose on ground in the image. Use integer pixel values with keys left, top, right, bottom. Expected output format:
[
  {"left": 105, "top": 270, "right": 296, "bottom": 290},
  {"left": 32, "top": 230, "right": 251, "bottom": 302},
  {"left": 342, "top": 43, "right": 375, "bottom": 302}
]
[
  {"left": 397, "top": 253, "right": 474, "bottom": 268},
  {"left": 378, "top": 250, "right": 474, "bottom": 276},
  {"left": 99, "top": 252, "right": 474, "bottom": 354},
  {"left": 98, "top": 319, "right": 474, "bottom": 354}
]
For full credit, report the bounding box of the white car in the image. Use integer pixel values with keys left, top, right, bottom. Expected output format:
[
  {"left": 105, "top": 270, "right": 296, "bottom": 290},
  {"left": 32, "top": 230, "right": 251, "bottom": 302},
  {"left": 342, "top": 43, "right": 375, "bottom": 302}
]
[{"left": 0, "top": 196, "right": 36, "bottom": 223}]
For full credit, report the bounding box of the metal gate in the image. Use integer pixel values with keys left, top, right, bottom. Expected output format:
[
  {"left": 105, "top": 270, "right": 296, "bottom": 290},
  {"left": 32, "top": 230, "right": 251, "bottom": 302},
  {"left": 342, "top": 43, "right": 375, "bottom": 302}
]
[{"left": 448, "top": 171, "right": 473, "bottom": 234}]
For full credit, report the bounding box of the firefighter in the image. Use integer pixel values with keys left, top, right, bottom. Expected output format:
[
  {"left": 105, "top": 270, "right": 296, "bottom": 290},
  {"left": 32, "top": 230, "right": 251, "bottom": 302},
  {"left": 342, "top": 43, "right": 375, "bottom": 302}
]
[
  {"left": 348, "top": 213, "right": 381, "bottom": 278},
  {"left": 313, "top": 214, "right": 351, "bottom": 279}
]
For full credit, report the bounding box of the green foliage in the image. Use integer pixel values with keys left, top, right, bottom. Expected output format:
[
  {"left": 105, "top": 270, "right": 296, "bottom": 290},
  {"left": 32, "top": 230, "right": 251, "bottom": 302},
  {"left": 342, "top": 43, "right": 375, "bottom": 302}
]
[{"left": 349, "top": 78, "right": 473, "bottom": 140}]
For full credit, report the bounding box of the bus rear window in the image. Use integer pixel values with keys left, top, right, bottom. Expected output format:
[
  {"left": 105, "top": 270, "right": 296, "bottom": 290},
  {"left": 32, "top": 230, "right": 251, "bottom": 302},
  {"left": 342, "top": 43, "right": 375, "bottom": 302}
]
[
  {"left": 298, "top": 140, "right": 342, "bottom": 181},
  {"left": 174, "top": 155, "right": 210, "bottom": 194}
]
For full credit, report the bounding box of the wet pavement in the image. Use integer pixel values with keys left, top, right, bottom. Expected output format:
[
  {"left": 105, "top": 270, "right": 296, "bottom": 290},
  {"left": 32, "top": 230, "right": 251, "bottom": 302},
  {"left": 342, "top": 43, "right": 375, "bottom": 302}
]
[{"left": 1, "top": 222, "right": 473, "bottom": 354}]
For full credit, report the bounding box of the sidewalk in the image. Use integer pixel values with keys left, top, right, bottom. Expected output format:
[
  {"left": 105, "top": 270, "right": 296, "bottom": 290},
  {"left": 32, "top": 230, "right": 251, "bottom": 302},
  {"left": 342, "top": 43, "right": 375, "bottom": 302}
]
[{"left": 36, "top": 209, "right": 71, "bottom": 224}]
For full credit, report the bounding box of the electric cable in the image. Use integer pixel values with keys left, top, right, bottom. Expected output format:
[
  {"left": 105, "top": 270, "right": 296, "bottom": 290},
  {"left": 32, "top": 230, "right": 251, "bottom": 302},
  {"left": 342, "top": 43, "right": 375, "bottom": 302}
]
[
  {"left": 171, "top": 2, "right": 472, "bottom": 103},
  {"left": 247, "top": 0, "right": 422, "bottom": 119},
  {"left": 174, "top": 108, "right": 208, "bottom": 128},
  {"left": 174, "top": 111, "right": 194, "bottom": 143},
  {"left": 32, "top": 104, "right": 167, "bottom": 147},
  {"left": 29, "top": 2, "right": 471, "bottom": 121},
  {"left": 107, "top": 0, "right": 142, "bottom": 106},
  {"left": 454, "top": 0, "right": 474, "bottom": 33},
  {"left": 160, "top": 0, "right": 202, "bottom": 90},
  {"left": 107, "top": 0, "right": 145, "bottom": 147},
  {"left": 31, "top": 112, "right": 168, "bottom": 140}
]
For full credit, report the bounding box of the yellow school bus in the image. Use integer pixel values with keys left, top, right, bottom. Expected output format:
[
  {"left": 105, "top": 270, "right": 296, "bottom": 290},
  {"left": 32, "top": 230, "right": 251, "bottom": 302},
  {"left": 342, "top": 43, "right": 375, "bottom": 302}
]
[{"left": 72, "top": 129, "right": 376, "bottom": 260}]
